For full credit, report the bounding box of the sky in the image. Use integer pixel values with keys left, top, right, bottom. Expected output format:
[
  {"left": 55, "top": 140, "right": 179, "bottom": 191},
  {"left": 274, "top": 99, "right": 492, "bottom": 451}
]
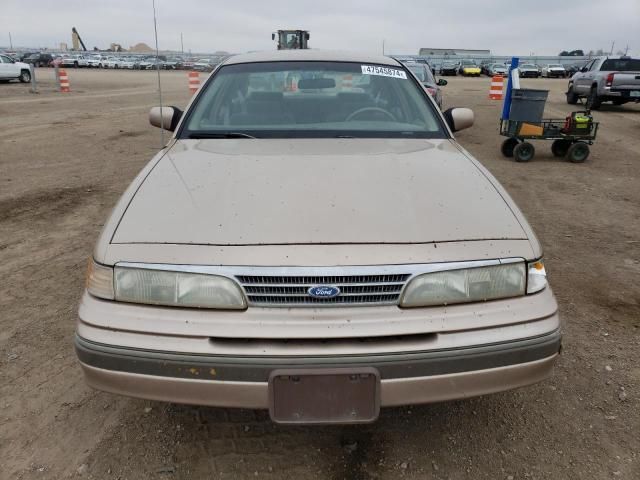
[{"left": 1, "top": 0, "right": 638, "bottom": 56}]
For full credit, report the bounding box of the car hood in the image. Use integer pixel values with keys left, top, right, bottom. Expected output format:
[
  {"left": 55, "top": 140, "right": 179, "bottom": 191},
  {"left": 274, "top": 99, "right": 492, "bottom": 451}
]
[{"left": 112, "top": 139, "right": 527, "bottom": 246}]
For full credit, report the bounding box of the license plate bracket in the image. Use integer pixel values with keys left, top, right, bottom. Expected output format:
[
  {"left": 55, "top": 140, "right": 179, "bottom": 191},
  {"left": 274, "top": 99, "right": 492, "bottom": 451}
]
[{"left": 268, "top": 368, "right": 380, "bottom": 425}]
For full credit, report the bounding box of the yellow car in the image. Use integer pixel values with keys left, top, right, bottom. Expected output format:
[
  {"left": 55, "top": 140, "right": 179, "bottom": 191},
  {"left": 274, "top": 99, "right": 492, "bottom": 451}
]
[{"left": 459, "top": 60, "right": 481, "bottom": 77}]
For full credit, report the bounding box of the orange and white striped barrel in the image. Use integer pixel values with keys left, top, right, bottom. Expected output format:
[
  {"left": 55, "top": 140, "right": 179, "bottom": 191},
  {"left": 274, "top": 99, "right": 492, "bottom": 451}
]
[
  {"left": 284, "top": 74, "right": 298, "bottom": 92},
  {"left": 341, "top": 74, "right": 353, "bottom": 90},
  {"left": 58, "top": 69, "right": 70, "bottom": 93},
  {"left": 489, "top": 75, "right": 504, "bottom": 100},
  {"left": 188, "top": 71, "right": 200, "bottom": 94}
]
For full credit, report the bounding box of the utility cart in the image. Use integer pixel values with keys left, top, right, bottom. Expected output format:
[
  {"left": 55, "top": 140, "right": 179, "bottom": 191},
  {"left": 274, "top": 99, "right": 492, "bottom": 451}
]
[{"left": 499, "top": 111, "right": 599, "bottom": 163}]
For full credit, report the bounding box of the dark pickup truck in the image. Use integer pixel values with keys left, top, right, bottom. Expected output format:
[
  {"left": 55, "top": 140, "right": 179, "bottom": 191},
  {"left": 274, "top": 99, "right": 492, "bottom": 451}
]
[{"left": 23, "top": 53, "right": 54, "bottom": 67}]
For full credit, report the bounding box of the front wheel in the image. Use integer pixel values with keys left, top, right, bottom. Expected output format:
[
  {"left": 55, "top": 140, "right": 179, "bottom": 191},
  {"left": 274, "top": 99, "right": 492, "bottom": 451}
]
[
  {"left": 19, "top": 70, "right": 31, "bottom": 83},
  {"left": 551, "top": 139, "right": 571, "bottom": 157},
  {"left": 513, "top": 142, "right": 535, "bottom": 162},
  {"left": 566, "top": 84, "right": 578, "bottom": 104},
  {"left": 501, "top": 138, "right": 519, "bottom": 158},
  {"left": 567, "top": 143, "right": 590, "bottom": 163}
]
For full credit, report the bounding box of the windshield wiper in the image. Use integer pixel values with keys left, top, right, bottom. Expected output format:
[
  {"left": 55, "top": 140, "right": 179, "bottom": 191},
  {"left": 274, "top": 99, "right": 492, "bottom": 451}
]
[{"left": 188, "top": 132, "right": 257, "bottom": 139}]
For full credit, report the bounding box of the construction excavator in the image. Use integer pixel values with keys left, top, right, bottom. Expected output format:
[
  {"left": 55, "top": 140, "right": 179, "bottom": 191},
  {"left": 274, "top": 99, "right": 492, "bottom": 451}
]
[
  {"left": 272, "top": 30, "right": 310, "bottom": 50},
  {"left": 71, "top": 27, "right": 87, "bottom": 51}
]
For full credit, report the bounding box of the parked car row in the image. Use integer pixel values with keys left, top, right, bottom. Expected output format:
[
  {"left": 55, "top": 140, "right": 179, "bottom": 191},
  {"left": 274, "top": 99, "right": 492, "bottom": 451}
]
[
  {"left": 56, "top": 54, "right": 187, "bottom": 70},
  {"left": 0, "top": 51, "right": 215, "bottom": 71},
  {"left": 435, "top": 60, "right": 575, "bottom": 78}
]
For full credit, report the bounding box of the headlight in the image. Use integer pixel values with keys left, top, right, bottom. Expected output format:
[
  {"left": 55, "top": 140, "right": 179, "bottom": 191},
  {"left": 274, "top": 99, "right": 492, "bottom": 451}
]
[
  {"left": 400, "top": 262, "right": 526, "bottom": 307},
  {"left": 86, "top": 259, "right": 114, "bottom": 300},
  {"left": 114, "top": 266, "right": 246, "bottom": 309},
  {"left": 527, "top": 259, "right": 547, "bottom": 294}
]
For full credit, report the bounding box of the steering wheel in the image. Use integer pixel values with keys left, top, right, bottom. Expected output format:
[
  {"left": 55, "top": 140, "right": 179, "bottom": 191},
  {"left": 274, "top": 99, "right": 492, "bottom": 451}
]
[{"left": 345, "top": 107, "right": 397, "bottom": 122}]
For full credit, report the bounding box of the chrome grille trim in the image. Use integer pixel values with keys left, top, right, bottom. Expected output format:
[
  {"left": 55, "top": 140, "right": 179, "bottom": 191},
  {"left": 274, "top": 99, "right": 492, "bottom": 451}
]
[
  {"left": 239, "top": 274, "right": 409, "bottom": 306},
  {"left": 115, "top": 258, "right": 525, "bottom": 308}
]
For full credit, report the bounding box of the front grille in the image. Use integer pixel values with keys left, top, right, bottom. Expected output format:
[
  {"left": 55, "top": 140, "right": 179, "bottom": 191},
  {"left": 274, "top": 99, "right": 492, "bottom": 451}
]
[{"left": 236, "top": 273, "right": 411, "bottom": 307}]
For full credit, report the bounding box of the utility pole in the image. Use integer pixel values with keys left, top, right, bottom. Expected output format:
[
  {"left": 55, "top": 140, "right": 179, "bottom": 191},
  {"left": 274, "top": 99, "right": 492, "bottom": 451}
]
[
  {"left": 180, "top": 32, "right": 184, "bottom": 54},
  {"left": 382, "top": 39, "right": 385, "bottom": 55},
  {"left": 609, "top": 41, "right": 615, "bottom": 55},
  {"left": 9, "top": 32, "right": 12, "bottom": 49}
]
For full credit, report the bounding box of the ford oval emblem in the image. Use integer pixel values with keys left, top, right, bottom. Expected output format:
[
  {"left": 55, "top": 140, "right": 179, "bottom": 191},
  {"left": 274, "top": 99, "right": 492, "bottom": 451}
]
[{"left": 308, "top": 285, "right": 341, "bottom": 299}]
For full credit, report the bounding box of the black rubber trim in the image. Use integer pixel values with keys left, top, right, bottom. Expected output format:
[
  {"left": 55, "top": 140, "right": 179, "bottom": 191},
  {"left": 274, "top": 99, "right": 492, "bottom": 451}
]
[{"left": 75, "top": 331, "right": 561, "bottom": 382}]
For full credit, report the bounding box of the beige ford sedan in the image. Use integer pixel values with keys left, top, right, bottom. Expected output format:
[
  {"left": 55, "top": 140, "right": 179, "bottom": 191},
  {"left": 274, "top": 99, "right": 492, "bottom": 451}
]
[{"left": 76, "top": 50, "right": 561, "bottom": 424}]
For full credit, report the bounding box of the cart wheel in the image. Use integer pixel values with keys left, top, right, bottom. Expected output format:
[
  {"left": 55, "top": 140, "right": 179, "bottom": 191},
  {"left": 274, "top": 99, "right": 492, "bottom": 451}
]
[
  {"left": 567, "top": 142, "right": 590, "bottom": 163},
  {"left": 551, "top": 139, "right": 571, "bottom": 157},
  {"left": 513, "top": 142, "right": 535, "bottom": 162},
  {"left": 501, "top": 138, "right": 519, "bottom": 158}
]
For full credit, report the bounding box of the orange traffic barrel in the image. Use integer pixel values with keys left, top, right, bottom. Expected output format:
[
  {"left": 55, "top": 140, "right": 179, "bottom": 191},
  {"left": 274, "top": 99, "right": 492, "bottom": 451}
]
[
  {"left": 489, "top": 75, "right": 504, "bottom": 100},
  {"left": 341, "top": 74, "right": 353, "bottom": 89},
  {"left": 58, "top": 69, "right": 70, "bottom": 93},
  {"left": 188, "top": 71, "right": 200, "bottom": 94}
]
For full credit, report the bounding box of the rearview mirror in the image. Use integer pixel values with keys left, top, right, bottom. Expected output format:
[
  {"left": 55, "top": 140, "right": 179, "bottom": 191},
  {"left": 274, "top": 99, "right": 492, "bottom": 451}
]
[
  {"left": 298, "top": 78, "right": 335, "bottom": 89},
  {"left": 149, "top": 106, "right": 183, "bottom": 131},
  {"left": 443, "top": 107, "right": 474, "bottom": 132},
  {"left": 437, "top": 79, "right": 448, "bottom": 86}
]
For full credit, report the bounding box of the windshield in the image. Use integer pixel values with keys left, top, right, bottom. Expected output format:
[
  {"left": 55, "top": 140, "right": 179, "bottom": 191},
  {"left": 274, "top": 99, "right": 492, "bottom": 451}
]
[
  {"left": 180, "top": 61, "right": 445, "bottom": 139},
  {"left": 407, "top": 64, "right": 425, "bottom": 81},
  {"left": 521, "top": 64, "right": 536, "bottom": 69},
  {"left": 601, "top": 59, "right": 640, "bottom": 71},
  {"left": 461, "top": 60, "right": 476, "bottom": 66},
  {"left": 406, "top": 64, "right": 437, "bottom": 85},
  {"left": 548, "top": 64, "right": 563, "bottom": 68}
]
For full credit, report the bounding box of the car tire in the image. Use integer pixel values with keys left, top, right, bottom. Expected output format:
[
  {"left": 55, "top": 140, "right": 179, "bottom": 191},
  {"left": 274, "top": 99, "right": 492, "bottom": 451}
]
[
  {"left": 73, "top": 61, "right": 78, "bottom": 68},
  {"left": 551, "top": 139, "right": 571, "bottom": 157},
  {"left": 513, "top": 142, "right": 535, "bottom": 162},
  {"left": 567, "top": 142, "right": 590, "bottom": 163},
  {"left": 586, "top": 87, "right": 601, "bottom": 110},
  {"left": 566, "top": 84, "right": 579, "bottom": 105},
  {"left": 19, "top": 69, "right": 31, "bottom": 83},
  {"left": 501, "top": 138, "right": 519, "bottom": 158},
  {"left": 612, "top": 99, "right": 626, "bottom": 106}
]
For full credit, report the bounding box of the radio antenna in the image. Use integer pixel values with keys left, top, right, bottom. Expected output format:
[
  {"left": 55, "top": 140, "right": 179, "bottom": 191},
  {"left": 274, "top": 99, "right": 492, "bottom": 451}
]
[{"left": 152, "top": 0, "right": 164, "bottom": 145}]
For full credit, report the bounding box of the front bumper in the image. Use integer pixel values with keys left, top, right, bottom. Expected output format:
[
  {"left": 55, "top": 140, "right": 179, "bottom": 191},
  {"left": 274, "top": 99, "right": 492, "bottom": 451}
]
[{"left": 75, "top": 329, "right": 561, "bottom": 408}]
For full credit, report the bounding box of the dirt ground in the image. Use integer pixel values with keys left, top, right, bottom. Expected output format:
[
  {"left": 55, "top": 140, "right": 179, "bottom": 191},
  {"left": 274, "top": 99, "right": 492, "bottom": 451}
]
[{"left": 1, "top": 67, "right": 639, "bottom": 480}]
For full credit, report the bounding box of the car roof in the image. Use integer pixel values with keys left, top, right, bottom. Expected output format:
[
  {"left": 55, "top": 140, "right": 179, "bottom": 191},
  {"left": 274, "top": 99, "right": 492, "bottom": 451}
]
[{"left": 224, "top": 49, "right": 401, "bottom": 67}]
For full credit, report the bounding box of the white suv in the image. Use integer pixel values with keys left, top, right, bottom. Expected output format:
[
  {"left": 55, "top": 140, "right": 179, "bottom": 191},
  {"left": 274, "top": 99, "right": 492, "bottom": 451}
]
[{"left": 0, "top": 54, "right": 31, "bottom": 83}]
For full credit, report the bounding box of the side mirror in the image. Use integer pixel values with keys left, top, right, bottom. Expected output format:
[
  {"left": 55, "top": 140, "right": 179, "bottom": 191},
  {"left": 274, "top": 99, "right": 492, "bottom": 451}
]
[
  {"left": 271, "top": 33, "right": 275, "bottom": 41},
  {"left": 149, "top": 106, "right": 183, "bottom": 131},
  {"left": 580, "top": 67, "right": 588, "bottom": 73},
  {"left": 443, "top": 107, "right": 474, "bottom": 132},
  {"left": 437, "top": 79, "right": 448, "bottom": 86}
]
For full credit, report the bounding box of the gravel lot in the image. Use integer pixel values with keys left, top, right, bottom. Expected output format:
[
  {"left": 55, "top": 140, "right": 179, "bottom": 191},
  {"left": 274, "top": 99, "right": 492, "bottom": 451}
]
[{"left": 1, "top": 68, "right": 639, "bottom": 480}]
